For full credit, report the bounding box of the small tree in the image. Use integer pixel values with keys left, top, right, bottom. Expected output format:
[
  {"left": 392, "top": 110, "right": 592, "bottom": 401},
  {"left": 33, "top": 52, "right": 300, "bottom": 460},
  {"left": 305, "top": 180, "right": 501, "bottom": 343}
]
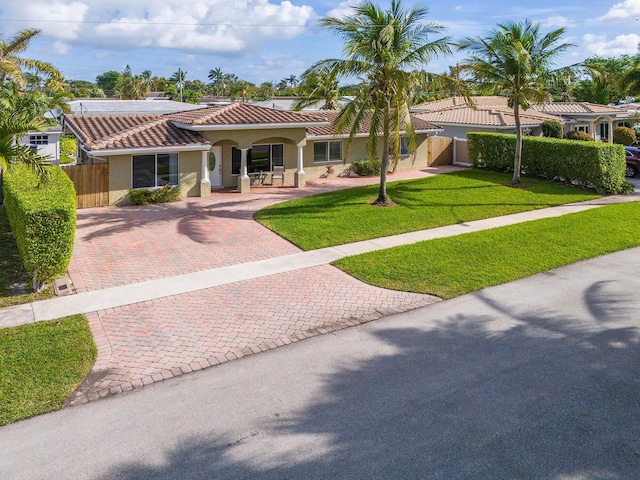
[
  {"left": 542, "top": 119, "right": 563, "bottom": 138},
  {"left": 612, "top": 125, "right": 636, "bottom": 146}
]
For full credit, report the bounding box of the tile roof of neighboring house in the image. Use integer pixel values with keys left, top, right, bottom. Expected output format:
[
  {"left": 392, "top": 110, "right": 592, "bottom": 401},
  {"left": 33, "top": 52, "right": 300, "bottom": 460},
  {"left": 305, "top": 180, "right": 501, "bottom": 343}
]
[
  {"left": 534, "top": 102, "right": 627, "bottom": 115},
  {"left": 169, "top": 102, "right": 330, "bottom": 127},
  {"left": 303, "top": 110, "right": 440, "bottom": 136},
  {"left": 412, "top": 96, "right": 508, "bottom": 111},
  {"left": 412, "top": 104, "right": 559, "bottom": 127},
  {"left": 413, "top": 96, "right": 627, "bottom": 117},
  {"left": 64, "top": 114, "right": 210, "bottom": 152}
]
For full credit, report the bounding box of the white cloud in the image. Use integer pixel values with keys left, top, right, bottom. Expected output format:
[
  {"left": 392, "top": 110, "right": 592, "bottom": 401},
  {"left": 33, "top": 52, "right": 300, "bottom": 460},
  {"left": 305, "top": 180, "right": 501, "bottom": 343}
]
[
  {"left": 0, "top": 0, "right": 315, "bottom": 53},
  {"left": 51, "top": 41, "right": 71, "bottom": 54},
  {"left": 0, "top": 1, "right": 89, "bottom": 40},
  {"left": 582, "top": 33, "right": 640, "bottom": 56},
  {"left": 327, "top": 0, "right": 358, "bottom": 19},
  {"left": 542, "top": 16, "right": 573, "bottom": 28},
  {"left": 599, "top": 0, "right": 640, "bottom": 21}
]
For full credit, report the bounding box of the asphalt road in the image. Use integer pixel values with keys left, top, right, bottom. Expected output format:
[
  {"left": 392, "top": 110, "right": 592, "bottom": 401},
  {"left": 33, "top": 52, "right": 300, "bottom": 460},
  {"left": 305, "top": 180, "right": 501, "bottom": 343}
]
[{"left": 1, "top": 248, "right": 639, "bottom": 479}]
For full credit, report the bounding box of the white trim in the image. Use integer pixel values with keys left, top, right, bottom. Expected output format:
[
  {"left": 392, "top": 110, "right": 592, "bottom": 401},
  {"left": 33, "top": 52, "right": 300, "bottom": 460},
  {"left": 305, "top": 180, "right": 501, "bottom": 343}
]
[
  {"left": 86, "top": 144, "right": 210, "bottom": 157},
  {"left": 308, "top": 129, "right": 441, "bottom": 141},
  {"left": 172, "top": 121, "right": 329, "bottom": 131}
]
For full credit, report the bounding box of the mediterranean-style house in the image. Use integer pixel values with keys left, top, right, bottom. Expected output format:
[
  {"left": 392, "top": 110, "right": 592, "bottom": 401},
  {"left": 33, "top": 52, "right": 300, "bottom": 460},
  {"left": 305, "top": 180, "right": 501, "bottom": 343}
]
[
  {"left": 411, "top": 96, "right": 629, "bottom": 142},
  {"left": 63, "top": 102, "right": 442, "bottom": 205}
]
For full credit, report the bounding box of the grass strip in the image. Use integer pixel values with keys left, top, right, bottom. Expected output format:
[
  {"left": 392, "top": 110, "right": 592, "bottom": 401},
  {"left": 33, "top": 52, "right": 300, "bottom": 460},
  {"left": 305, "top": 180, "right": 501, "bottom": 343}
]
[
  {"left": 334, "top": 202, "right": 640, "bottom": 300},
  {"left": 0, "top": 315, "right": 96, "bottom": 426},
  {"left": 255, "top": 170, "right": 599, "bottom": 250}
]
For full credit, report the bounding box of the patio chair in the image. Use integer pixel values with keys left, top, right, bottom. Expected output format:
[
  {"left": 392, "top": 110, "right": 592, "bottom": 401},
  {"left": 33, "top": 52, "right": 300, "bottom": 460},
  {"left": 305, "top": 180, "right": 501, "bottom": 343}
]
[{"left": 271, "top": 165, "right": 285, "bottom": 185}]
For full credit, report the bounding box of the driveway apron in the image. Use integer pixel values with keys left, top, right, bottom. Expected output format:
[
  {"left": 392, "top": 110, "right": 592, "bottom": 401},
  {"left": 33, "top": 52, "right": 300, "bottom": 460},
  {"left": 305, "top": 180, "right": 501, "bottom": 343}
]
[{"left": 67, "top": 167, "right": 453, "bottom": 403}]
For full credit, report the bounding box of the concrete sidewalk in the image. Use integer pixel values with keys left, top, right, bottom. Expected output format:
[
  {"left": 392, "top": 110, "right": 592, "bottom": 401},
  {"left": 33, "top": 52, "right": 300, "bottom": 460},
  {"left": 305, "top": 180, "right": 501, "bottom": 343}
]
[{"left": 1, "top": 192, "right": 637, "bottom": 329}]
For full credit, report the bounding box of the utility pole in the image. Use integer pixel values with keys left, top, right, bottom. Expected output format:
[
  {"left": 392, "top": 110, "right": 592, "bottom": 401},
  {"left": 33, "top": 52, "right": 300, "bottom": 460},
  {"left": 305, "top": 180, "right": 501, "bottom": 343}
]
[{"left": 178, "top": 68, "right": 183, "bottom": 103}]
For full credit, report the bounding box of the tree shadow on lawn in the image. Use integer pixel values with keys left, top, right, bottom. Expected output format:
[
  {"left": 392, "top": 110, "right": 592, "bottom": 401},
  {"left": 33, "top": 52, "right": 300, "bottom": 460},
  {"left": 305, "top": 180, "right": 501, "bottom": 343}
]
[{"left": 98, "top": 277, "right": 640, "bottom": 479}]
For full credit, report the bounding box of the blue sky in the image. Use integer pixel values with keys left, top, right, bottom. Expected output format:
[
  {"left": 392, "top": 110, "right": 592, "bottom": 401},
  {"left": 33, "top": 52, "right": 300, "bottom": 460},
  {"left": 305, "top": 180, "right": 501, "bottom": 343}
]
[{"left": 2, "top": 0, "right": 639, "bottom": 86}]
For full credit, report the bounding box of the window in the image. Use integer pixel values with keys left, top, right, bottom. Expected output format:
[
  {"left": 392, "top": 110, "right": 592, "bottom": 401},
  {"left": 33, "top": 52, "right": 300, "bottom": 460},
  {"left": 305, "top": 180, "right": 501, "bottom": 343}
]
[
  {"left": 313, "top": 141, "right": 342, "bottom": 163},
  {"left": 29, "top": 135, "right": 49, "bottom": 145},
  {"left": 389, "top": 137, "right": 409, "bottom": 156},
  {"left": 132, "top": 153, "right": 178, "bottom": 188},
  {"left": 231, "top": 144, "right": 284, "bottom": 175},
  {"left": 575, "top": 125, "right": 589, "bottom": 133}
]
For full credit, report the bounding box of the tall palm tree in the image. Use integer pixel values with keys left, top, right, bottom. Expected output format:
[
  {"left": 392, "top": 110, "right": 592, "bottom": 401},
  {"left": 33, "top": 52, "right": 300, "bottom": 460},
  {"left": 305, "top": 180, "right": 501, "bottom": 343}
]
[
  {"left": 0, "top": 28, "right": 64, "bottom": 91},
  {"left": 619, "top": 56, "right": 640, "bottom": 97},
  {"left": 208, "top": 67, "right": 224, "bottom": 96},
  {"left": 294, "top": 65, "right": 341, "bottom": 110},
  {"left": 311, "top": 0, "right": 453, "bottom": 205},
  {"left": 458, "top": 20, "right": 572, "bottom": 184}
]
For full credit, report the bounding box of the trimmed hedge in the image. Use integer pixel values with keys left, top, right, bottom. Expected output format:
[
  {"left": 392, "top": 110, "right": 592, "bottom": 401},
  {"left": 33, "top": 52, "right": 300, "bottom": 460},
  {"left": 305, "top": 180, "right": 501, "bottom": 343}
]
[
  {"left": 467, "top": 132, "right": 627, "bottom": 194},
  {"left": 2, "top": 164, "right": 76, "bottom": 289},
  {"left": 59, "top": 136, "right": 77, "bottom": 157}
]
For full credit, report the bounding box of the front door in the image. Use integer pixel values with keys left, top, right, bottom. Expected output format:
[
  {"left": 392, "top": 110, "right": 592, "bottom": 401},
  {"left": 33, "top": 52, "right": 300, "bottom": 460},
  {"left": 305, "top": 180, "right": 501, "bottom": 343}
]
[{"left": 209, "top": 146, "right": 223, "bottom": 187}]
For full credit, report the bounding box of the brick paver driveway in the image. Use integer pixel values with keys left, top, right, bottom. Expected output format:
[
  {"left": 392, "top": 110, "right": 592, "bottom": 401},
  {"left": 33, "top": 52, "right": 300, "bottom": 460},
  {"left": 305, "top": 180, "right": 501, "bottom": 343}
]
[{"left": 68, "top": 167, "right": 455, "bottom": 402}]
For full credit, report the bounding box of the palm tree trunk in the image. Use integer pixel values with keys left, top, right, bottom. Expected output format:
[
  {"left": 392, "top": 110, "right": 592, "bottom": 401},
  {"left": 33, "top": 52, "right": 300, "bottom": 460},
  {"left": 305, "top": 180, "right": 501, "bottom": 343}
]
[
  {"left": 375, "top": 113, "right": 391, "bottom": 205},
  {"left": 513, "top": 102, "right": 522, "bottom": 185}
]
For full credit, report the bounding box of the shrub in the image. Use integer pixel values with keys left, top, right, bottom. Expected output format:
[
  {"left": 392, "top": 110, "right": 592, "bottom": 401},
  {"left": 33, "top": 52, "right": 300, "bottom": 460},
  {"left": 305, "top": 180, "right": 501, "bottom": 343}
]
[
  {"left": 129, "top": 185, "right": 181, "bottom": 205},
  {"left": 565, "top": 130, "right": 594, "bottom": 141},
  {"left": 467, "top": 132, "right": 626, "bottom": 194},
  {"left": 2, "top": 164, "right": 76, "bottom": 291},
  {"left": 542, "top": 120, "right": 563, "bottom": 139},
  {"left": 59, "top": 136, "right": 76, "bottom": 157},
  {"left": 350, "top": 159, "right": 394, "bottom": 176},
  {"left": 613, "top": 126, "right": 636, "bottom": 146}
]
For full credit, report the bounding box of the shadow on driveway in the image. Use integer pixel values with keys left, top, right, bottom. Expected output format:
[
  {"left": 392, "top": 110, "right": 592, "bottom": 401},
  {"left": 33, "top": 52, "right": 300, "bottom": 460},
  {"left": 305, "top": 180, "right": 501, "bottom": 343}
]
[{"left": 97, "top": 276, "right": 640, "bottom": 479}]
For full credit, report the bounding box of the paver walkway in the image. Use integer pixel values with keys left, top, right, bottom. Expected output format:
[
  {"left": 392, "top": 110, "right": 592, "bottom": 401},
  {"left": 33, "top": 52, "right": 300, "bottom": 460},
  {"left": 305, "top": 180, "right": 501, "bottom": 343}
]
[{"left": 0, "top": 166, "right": 637, "bottom": 404}]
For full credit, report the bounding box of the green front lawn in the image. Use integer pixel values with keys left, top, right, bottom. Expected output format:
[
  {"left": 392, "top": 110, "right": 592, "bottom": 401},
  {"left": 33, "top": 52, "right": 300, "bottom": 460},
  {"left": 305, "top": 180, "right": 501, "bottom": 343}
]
[
  {"left": 0, "top": 315, "right": 97, "bottom": 426},
  {"left": 0, "top": 207, "right": 54, "bottom": 308},
  {"left": 255, "top": 170, "right": 600, "bottom": 250},
  {"left": 334, "top": 202, "right": 640, "bottom": 299}
]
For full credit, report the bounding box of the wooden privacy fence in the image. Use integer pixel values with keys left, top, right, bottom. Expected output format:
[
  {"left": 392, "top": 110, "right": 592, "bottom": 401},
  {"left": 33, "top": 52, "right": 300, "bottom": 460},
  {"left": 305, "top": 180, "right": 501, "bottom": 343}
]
[
  {"left": 61, "top": 164, "right": 109, "bottom": 208},
  {"left": 427, "top": 136, "right": 453, "bottom": 166}
]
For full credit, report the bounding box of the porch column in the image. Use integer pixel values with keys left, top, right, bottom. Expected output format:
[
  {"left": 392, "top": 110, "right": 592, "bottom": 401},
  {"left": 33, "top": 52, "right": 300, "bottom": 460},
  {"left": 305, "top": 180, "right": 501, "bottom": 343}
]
[
  {"left": 199, "top": 150, "right": 211, "bottom": 197},
  {"left": 237, "top": 148, "right": 251, "bottom": 194},
  {"left": 588, "top": 121, "right": 596, "bottom": 140},
  {"left": 608, "top": 119, "right": 614, "bottom": 143},
  {"left": 294, "top": 145, "right": 306, "bottom": 188}
]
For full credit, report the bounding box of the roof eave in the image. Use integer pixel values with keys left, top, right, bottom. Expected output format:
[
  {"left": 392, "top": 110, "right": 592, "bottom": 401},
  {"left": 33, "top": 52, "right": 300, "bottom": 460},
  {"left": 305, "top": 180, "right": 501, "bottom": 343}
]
[
  {"left": 173, "top": 121, "right": 330, "bottom": 131},
  {"left": 85, "top": 144, "right": 211, "bottom": 157}
]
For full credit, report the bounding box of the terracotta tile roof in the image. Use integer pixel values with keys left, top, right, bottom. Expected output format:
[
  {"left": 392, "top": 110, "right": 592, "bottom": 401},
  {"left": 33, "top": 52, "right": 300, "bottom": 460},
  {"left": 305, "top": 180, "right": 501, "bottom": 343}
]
[
  {"left": 303, "top": 110, "right": 440, "bottom": 137},
  {"left": 413, "top": 104, "right": 559, "bottom": 127},
  {"left": 535, "top": 102, "right": 627, "bottom": 115},
  {"left": 64, "top": 114, "right": 210, "bottom": 151},
  {"left": 168, "top": 102, "right": 330, "bottom": 126},
  {"left": 413, "top": 96, "right": 626, "bottom": 117},
  {"left": 412, "top": 96, "right": 508, "bottom": 111}
]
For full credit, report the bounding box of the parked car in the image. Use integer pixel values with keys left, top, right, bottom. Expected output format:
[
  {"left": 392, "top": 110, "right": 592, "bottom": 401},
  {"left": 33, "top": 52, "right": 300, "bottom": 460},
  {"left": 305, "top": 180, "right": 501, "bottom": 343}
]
[{"left": 625, "top": 147, "right": 640, "bottom": 178}]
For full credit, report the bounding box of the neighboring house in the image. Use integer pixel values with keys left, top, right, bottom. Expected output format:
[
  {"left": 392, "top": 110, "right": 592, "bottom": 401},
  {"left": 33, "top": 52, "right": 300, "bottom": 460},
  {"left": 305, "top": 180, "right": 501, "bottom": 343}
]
[
  {"left": 19, "top": 126, "right": 63, "bottom": 165},
  {"left": 63, "top": 102, "right": 441, "bottom": 206},
  {"left": 411, "top": 96, "right": 559, "bottom": 138},
  {"left": 534, "top": 101, "right": 629, "bottom": 142},
  {"left": 412, "top": 96, "right": 629, "bottom": 142}
]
